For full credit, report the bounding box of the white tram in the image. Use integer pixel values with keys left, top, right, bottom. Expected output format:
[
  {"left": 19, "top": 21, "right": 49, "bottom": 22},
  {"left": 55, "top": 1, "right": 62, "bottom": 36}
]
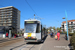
[{"left": 24, "top": 19, "right": 47, "bottom": 42}]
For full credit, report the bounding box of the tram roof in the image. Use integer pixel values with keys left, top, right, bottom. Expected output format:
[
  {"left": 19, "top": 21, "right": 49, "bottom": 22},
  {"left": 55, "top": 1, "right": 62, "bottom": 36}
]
[{"left": 25, "top": 19, "right": 40, "bottom": 22}]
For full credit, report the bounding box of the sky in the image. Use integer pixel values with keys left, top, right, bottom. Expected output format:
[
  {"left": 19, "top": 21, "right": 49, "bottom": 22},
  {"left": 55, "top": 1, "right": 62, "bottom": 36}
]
[{"left": 0, "top": 0, "right": 75, "bottom": 29}]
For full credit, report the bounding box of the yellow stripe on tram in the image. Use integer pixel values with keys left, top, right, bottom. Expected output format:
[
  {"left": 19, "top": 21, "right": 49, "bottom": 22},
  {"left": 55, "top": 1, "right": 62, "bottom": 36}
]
[{"left": 27, "top": 33, "right": 32, "bottom": 37}]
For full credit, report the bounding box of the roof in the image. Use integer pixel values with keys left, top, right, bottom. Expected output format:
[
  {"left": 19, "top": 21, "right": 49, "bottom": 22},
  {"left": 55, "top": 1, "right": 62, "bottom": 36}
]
[
  {"left": 62, "top": 20, "right": 75, "bottom": 23},
  {"left": 0, "top": 6, "right": 13, "bottom": 9},
  {"left": 25, "top": 19, "right": 40, "bottom": 22},
  {"left": 0, "top": 6, "right": 20, "bottom": 12}
]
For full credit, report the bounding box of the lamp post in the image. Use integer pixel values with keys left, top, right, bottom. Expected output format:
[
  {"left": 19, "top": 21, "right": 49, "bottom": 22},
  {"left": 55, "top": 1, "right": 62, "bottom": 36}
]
[{"left": 62, "top": 11, "right": 69, "bottom": 41}]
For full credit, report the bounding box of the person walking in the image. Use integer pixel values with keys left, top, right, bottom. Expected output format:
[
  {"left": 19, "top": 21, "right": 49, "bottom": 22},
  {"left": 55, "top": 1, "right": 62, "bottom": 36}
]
[
  {"left": 51, "top": 32, "right": 54, "bottom": 38},
  {"left": 57, "top": 31, "right": 60, "bottom": 40},
  {"left": 6, "top": 32, "right": 8, "bottom": 39}
]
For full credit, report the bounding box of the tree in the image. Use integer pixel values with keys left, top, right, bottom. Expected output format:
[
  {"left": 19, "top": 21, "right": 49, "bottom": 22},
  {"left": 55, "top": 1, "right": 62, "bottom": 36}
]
[
  {"left": 57, "top": 27, "right": 61, "bottom": 31},
  {"left": 52, "top": 27, "right": 56, "bottom": 30},
  {"left": 48, "top": 26, "right": 52, "bottom": 31}
]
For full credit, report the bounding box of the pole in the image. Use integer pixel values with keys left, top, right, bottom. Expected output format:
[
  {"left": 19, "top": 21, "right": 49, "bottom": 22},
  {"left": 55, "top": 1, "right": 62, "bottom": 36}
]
[
  {"left": 34, "top": 14, "right": 35, "bottom": 19},
  {"left": 65, "top": 10, "right": 69, "bottom": 41}
]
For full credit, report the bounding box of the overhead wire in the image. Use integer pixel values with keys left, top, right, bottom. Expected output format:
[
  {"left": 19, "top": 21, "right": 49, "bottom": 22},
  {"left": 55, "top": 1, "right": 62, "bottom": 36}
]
[{"left": 25, "top": 0, "right": 37, "bottom": 15}]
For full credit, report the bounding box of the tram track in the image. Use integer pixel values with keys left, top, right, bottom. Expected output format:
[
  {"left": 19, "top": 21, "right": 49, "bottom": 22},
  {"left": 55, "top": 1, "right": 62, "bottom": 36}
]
[
  {"left": 19, "top": 36, "right": 47, "bottom": 50},
  {"left": 19, "top": 44, "right": 35, "bottom": 50}
]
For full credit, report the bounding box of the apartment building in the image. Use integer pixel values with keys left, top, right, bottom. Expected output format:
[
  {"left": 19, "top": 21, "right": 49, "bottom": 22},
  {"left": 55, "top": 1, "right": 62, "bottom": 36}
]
[
  {"left": 61, "top": 20, "right": 75, "bottom": 32},
  {"left": 0, "top": 6, "right": 20, "bottom": 33}
]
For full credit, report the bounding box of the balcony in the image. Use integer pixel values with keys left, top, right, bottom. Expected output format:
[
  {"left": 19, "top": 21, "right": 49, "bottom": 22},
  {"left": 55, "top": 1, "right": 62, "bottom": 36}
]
[
  {"left": 7, "top": 24, "right": 12, "bottom": 26},
  {"left": 0, "top": 9, "right": 12, "bottom": 11},
  {"left": 7, "top": 22, "right": 12, "bottom": 23},
  {"left": 69, "top": 24, "right": 75, "bottom": 26},
  {"left": 7, "top": 19, "right": 11, "bottom": 20},
  {"left": 0, "top": 11, "right": 12, "bottom": 14},
  {"left": 0, "top": 17, "right": 11, "bottom": 19},
  {"left": 0, "top": 14, "right": 12, "bottom": 16},
  {"left": 0, "top": 22, "right": 6, "bottom": 23}
]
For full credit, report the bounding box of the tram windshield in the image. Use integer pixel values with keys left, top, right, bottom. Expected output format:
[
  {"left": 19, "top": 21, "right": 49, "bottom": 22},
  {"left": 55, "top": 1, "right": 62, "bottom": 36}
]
[{"left": 25, "top": 24, "right": 37, "bottom": 33}]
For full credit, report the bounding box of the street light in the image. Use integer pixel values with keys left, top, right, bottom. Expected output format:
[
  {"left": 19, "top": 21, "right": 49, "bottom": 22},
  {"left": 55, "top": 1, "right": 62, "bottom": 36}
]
[{"left": 62, "top": 11, "right": 69, "bottom": 41}]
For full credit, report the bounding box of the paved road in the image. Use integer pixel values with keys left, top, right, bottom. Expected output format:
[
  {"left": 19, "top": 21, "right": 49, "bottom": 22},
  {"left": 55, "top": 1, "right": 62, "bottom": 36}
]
[{"left": 0, "top": 34, "right": 71, "bottom": 50}]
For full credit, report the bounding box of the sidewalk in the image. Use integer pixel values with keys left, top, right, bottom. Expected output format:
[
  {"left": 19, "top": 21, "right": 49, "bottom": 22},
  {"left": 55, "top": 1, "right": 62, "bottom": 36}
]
[
  {"left": 0, "top": 36, "right": 23, "bottom": 43},
  {"left": 41, "top": 34, "right": 71, "bottom": 50}
]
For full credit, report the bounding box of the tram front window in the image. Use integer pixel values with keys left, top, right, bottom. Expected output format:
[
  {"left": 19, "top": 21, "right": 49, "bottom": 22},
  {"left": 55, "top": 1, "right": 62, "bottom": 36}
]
[{"left": 25, "top": 24, "right": 37, "bottom": 33}]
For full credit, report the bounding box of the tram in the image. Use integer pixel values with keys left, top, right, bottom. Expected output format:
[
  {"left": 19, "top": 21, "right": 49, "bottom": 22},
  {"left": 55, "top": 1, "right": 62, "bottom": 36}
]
[{"left": 24, "top": 19, "right": 47, "bottom": 42}]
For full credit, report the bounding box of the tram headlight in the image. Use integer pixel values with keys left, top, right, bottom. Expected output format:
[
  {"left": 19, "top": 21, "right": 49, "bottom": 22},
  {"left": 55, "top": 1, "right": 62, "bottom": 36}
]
[{"left": 32, "top": 36, "right": 35, "bottom": 38}]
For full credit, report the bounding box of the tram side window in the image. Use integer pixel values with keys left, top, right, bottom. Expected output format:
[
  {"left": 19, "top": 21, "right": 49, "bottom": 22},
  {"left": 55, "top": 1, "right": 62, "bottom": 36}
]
[{"left": 36, "top": 24, "right": 40, "bottom": 33}]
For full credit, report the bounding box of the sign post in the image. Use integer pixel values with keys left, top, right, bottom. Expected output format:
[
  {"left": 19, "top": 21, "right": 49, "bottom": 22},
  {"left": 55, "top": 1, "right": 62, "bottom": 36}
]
[{"left": 9, "top": 30, "right": 11, "bottom": 38}]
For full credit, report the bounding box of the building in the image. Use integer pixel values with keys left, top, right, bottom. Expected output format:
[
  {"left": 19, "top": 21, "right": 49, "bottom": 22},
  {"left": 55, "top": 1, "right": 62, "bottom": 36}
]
[
  {"left": 61, "top": 20, "right": 75, "bottom": 32},
  {"left": 0, "top": 6, "right": 20, "bottom": 34}
]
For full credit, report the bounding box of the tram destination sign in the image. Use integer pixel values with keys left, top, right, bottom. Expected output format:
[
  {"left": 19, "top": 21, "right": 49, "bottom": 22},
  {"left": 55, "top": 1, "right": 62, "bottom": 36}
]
[
  {"left": 25, "top": 21, "right": 39, "bottom": 24},
  {"left": 26, "top": 21, "right": 34, "bottom": 23}
]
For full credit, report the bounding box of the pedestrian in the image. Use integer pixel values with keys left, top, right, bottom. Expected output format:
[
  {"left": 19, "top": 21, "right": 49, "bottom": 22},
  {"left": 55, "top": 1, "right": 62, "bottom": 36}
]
[
  {"left": 51, "top": 32, "right": 54, "bottom": 38},
  {"left": 55, "top": 35, "right": 57, "bottom": 40},
  {"left": 57, "top": 31, "right": 60, "bottom": 40},
  {"left": 6, "top": 32, "right": 8, "bottom": 39}
]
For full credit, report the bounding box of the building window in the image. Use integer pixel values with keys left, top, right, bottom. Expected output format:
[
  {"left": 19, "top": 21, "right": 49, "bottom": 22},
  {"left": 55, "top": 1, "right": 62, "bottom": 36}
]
[
  {"left": 1, "top": 18, "right": 3, "bottom": 20},
  {"left": 8, "top": 19, "right": 11, "bottom": 20},
  {"left": 8, "top": 16, "right": 11, "bottom": 17},
  {"left": 8, "top": 11, "right": 11, "bottom": 12},
  {"left": 1, "top": 24, "right": 3, "bottom": 25},
  {"left": 8, "top": 24, "right": 11, "bottom": 26},
  {"left": 8, "top": 21, "right": 11, "bottom": 22},
  {"left": 1, "top": 21, "right": 3, "bottom": 23},
  {"left": 5, "top": 9, "right": 7, "bottom": 10},
  {"left": 1, "top": 9, "right": 4, "bottom": 11},
  {"left": 2, "top": 14, "right": 3, "bottom": 16},
  {"left": 1, "top": 12, "right": 4, "bottom": 13},
  {"left": 13, "top": 21, "right": 15, "bottom": 23},
  {"left": 69, "top": 22, "right": 71, "bottom": 24},
  {"left": 1, "top": 16, "right": 3, "bottom": 18},
  {"left": 5, "top": 14, "right": 7, "bottom": 15},
  {"left": 5, "top": 19, "right": 7, "bottom": 20},
  {"left": 5, "top": 16, "right": 7, "bottom": 17},
  {"left": 73, "top": 21, "right": 75, "bottom": 24},
  {"left": 4, "top": 21, "right": 6, "bottom": 23},
  {"left": 5, "top": 11, "right": 7, "bottom": 12}
]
